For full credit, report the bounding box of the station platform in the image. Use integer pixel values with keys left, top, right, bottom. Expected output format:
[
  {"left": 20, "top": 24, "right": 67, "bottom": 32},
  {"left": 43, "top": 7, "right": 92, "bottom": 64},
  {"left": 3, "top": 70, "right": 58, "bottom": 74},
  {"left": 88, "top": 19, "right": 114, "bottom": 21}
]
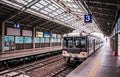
[
  {"left": 66, "top": 42, "right": 120, "bottom": 77},
  {"left": 0, "top": 46, "right": 62, "bottom": 61}
]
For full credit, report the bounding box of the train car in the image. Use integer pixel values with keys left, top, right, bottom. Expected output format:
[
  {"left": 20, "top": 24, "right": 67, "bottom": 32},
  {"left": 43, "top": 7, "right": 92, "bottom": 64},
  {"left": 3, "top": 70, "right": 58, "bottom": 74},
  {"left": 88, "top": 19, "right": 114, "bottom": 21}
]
[{"left": 62, "top": 33, "right": 103, "bottom": 63}]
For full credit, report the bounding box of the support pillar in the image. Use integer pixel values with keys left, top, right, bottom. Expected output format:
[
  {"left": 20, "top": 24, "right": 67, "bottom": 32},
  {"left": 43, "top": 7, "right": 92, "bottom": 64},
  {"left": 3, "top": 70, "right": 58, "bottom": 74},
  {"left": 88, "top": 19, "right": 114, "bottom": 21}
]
[
  {"left": 1, "top": 22, "right": 5, "bottom": 52},
  {"left": 33, "top": 27, "right": 35, "bottom": 49},
  {"left": 61, "top": 34, "right": 63, "bottom": 46},
  {"left": 50, "top": 31, "right": 52, "bottom": 47},
  {"left": 114, "top": 33, "right": 118, "bottom": 57}
]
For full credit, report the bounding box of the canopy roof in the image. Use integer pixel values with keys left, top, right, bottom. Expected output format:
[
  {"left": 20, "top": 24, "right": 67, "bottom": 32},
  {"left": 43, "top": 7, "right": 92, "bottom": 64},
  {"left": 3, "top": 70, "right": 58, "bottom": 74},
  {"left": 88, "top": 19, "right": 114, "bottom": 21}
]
[{"left": 0, "top": 0, "right": 106, "bottom": 34}]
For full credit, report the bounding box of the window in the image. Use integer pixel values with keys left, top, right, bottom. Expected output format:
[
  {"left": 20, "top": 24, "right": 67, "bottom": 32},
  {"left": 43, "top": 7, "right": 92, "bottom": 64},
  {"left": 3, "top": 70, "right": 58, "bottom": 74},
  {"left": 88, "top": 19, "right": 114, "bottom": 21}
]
[
  {"left": 63, "top": 37, "right": 73, "bottom": 48},
  {"left": 45, "top": 38, "right": 50, "bottom": 43},
  {"left": 24, "top": 37, "right": 32, "bottom": 43},
  {"left": 74, "top": 37, "right": 86, "bottom": 48},
  {"left": 40, "top": 38, "right": 44, "bottom": 43},
  {"left": 58, "top": 39, "right": 61, "bottom": 42},
  {"left": 35, "top": 37, "right": 40, "bottom": 43},
  {"left": 15, "top": 36, "right": 24, "bottom": 43},
  {"left": 5, "top": 36, "right": 14, "bottom": 43}
]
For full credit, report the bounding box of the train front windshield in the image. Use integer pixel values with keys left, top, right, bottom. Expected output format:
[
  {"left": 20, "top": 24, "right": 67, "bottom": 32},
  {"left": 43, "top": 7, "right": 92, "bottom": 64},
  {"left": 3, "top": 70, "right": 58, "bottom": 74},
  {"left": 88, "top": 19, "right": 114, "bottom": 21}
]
[{"left": 63, "top": 37, "right": 86, "bottom": 49}]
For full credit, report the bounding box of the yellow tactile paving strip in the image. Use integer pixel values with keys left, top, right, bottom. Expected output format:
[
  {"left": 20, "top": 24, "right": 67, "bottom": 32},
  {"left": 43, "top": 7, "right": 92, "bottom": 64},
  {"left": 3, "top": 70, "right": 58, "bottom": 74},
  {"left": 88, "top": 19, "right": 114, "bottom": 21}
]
[{"left": 88, "top": 52, "right": 102, "bottom": 77}]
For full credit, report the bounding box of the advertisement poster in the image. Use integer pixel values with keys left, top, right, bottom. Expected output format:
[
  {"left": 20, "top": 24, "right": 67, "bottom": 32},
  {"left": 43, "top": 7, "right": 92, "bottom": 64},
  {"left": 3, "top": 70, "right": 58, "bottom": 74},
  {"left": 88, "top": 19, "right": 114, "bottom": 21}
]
[
  {"left": 36, "top": 31, "right": 43, "bottom": 37},
  {"left": 44, "top": 32, "right": 50, "bottom": 37}
]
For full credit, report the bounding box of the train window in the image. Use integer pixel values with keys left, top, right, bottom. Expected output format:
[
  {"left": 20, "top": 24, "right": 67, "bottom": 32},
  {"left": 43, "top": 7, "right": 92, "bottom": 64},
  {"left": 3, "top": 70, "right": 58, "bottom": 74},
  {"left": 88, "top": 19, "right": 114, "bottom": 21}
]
[
  {"left": 63, "top": 37, "right": 73, "bottom": 48},
  {"left": 74, "top": 37, "right": 86, "bottom": 48}
]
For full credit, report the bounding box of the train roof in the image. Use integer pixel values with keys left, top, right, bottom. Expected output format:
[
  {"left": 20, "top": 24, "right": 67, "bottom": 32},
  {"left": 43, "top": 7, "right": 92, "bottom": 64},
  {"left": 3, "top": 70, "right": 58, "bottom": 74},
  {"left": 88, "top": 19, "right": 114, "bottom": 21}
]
[
  {"left": 63, "top": 33, "right": 102, "bottom": 39},
  {"left": 63, "top": 33, "right": 88, "bottom": 37}
]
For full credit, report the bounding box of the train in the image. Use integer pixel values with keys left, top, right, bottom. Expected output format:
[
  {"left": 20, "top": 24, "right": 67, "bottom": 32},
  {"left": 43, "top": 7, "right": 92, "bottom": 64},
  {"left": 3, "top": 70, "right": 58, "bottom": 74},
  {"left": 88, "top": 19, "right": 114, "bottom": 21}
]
[{"left": 62, "top": 33, "right": 103, "bottom": 63}]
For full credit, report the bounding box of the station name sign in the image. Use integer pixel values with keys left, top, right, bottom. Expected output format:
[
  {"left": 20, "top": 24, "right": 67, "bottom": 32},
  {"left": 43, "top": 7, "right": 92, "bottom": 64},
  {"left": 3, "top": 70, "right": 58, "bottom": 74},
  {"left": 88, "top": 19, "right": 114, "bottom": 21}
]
[{"left": 84, "top": 14, "right": 92, "bottom": 23}]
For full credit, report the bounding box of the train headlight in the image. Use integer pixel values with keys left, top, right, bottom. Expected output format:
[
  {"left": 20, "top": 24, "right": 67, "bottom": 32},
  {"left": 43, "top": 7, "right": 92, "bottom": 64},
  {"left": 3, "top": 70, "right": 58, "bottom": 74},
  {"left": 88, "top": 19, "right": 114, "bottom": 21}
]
[
  {"left": 62, "top": 51, "right": 67, "bottom": 54},
  {"left": 82, "top": 53, "right": 85, "bottom": 56}
]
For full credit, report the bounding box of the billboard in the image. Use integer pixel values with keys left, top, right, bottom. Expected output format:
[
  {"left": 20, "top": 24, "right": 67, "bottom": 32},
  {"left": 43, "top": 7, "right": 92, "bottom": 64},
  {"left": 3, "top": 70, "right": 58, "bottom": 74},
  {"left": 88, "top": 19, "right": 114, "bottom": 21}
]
[
  {"left": 36, "top": 31, "right": 43, "bottom": 37},
  {"left": 44, "top": 32, "right": 50, "bottom": 37}
]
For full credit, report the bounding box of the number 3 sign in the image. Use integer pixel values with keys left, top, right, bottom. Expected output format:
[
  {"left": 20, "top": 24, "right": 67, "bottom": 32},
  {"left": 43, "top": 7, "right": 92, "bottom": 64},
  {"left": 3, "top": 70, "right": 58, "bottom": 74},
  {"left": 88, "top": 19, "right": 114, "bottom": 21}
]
[{"left": 84, "top": 14, "right": 92, "bottom": 23}]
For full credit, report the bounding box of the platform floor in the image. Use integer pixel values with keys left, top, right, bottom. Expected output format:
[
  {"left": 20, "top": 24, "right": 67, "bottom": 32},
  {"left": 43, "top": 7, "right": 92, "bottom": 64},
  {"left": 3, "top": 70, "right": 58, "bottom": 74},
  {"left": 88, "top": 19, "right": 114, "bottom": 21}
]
[
  {"left": 0, "top": 46, "right": 62, "bottom": 61},
  {"left": 66, "top": 42, "right": 120, "bottom": 77}
]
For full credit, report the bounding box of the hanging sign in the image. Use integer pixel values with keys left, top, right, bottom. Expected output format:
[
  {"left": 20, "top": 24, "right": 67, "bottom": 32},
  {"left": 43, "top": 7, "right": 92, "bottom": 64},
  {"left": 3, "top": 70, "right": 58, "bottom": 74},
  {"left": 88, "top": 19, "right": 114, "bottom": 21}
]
[{"left": 84, "top": 14, "right": 92, "bottom": 23}]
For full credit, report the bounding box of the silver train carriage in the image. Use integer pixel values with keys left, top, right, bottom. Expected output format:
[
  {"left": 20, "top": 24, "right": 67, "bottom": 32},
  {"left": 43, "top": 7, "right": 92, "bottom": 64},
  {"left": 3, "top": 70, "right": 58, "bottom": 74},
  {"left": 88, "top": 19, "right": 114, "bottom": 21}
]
[{"left": 62, "top": 34, "right": 103, "bottom": 63}]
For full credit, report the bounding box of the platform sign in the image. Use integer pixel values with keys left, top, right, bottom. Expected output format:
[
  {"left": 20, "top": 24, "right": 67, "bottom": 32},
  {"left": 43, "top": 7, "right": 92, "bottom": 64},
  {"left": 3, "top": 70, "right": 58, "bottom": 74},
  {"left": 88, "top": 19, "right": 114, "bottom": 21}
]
[
  {"left": 84, "top": 14, "right": 92, "bottom": 23},
  {"left": 14, "top": 23, "right": 20, "bottom": 28}
]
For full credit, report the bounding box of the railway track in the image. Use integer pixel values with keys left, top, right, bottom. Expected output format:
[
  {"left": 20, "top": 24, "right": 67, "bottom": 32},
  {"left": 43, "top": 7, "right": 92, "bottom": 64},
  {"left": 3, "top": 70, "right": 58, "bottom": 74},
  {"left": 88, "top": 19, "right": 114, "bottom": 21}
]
[
  {"left": 0, "top": 54, "right": 63, "bottom": 77},
  {"left": 49, "top": 66, "right": 74, "bottom": 77}
]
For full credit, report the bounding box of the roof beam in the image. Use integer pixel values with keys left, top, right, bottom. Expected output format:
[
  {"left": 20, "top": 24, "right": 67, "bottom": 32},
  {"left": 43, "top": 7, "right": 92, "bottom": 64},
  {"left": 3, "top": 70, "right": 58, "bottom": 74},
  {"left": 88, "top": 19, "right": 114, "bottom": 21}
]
[
  {"left": 36, "top": 20, "right": 52, "bottom": 27},
  {"left": 92, "top": 12, "right": 115, "bottom": 17},
  {"left": 43, "top": 22, "right": 56, "bottom": 28},
  {"left": 0, "top": 11, "right": 18, "bottom": 22},
  {"left": 86, "top": 1, "right": 118, "bottom": 6},
  {"left": 95, "top": 17, "right": 114, "bottom": 22},
  {"left": 89, "top": 6, "right": 116, "bottom": 12},
  {"left": 17, "top": 15, "right": 32, "bottom": 23},
  {"left": 26, "top": 18, "right": 44, "bottom": 25},
  {"left": 0, "top": 0, "right": 41, "bottom": 22},
  {"left": 49, "top": 25, "right": 60, "bottom": 30},
  {"left": 93, "top": 14, "right": 115, "bottom": 20}
]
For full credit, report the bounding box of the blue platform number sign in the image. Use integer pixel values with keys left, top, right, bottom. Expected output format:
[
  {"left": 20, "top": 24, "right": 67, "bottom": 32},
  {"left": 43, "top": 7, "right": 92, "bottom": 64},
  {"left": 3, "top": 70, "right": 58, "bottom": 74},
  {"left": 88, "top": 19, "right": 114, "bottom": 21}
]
[
  {"left": 84, "top": 14, "right": 92, "bottom": 23},
  {"left": 14, "top": 23, "right": 20, "bottom": 28}
]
